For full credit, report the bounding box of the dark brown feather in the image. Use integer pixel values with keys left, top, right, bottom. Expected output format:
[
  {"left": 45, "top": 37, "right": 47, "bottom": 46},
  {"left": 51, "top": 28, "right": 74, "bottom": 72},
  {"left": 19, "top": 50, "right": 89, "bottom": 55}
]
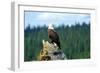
[{"left": 48, "top": 29, "right": 61, "bottom": 49}]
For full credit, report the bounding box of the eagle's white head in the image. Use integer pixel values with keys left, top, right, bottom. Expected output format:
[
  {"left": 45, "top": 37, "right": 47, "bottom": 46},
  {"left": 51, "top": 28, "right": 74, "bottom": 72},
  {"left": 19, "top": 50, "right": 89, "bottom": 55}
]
[{"left": 48, "top": 24, "right": 54, "bottom": 30}]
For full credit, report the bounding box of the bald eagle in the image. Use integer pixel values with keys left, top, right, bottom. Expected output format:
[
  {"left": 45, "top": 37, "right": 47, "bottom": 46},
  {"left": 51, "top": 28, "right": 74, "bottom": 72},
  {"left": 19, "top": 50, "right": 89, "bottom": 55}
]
[{"left": 48, "top": 24, "right": 61, "bottom": 49}]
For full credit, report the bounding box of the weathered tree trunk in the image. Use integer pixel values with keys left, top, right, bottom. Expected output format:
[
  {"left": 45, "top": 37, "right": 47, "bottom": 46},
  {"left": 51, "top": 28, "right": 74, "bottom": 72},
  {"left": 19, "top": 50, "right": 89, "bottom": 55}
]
[{"left": 38, "top": 40, "right": 67, "bottom": 61}]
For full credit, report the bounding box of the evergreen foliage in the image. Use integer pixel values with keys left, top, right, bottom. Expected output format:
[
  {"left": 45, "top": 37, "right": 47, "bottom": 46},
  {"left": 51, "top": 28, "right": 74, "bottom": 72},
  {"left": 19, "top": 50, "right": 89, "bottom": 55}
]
[{"left": 24, "top": 22, "right": 90, "bottom": 61}]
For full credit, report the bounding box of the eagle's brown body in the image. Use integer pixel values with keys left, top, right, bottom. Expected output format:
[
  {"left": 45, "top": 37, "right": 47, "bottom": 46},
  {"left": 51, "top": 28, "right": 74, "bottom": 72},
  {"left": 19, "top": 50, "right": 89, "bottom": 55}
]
[{"left": 48, "top": 29, "right": 61, "bottom": 49}]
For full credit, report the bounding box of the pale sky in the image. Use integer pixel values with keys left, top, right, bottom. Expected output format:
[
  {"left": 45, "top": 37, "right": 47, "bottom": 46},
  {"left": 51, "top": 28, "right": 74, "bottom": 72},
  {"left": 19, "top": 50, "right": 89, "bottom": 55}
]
[{"left": 24, "top": 11, "right": 90, "bottom": 29}]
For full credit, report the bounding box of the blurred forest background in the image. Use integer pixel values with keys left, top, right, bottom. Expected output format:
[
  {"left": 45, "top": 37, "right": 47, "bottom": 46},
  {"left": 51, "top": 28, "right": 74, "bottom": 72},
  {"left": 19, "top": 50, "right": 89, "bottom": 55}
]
[{"left": 24, "top": 22, "right": 90, "bottom": 61}]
